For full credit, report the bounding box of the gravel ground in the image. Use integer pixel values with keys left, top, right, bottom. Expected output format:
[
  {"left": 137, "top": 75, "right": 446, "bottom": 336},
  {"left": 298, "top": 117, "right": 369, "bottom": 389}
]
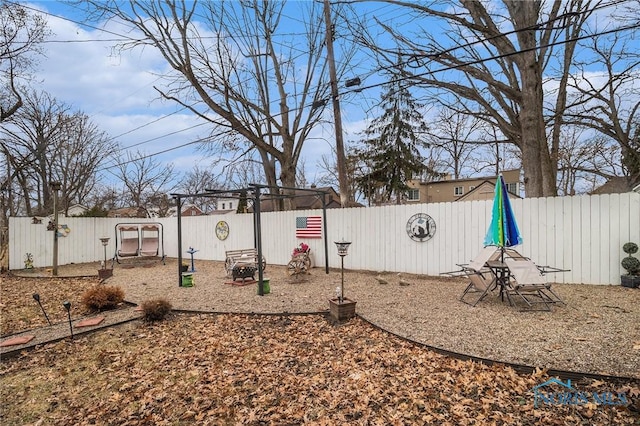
[{"left": 7, "top": 258, "right": 640, "bottom": 379}]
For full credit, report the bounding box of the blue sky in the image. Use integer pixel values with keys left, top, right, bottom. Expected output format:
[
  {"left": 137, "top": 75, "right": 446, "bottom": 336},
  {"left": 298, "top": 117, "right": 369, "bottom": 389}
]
[
  {"left": 20, "top": 0, "right": 406, "bottom": 188},
  {"left": 17, "top": 1, "right": 638, "bottom": 195}
]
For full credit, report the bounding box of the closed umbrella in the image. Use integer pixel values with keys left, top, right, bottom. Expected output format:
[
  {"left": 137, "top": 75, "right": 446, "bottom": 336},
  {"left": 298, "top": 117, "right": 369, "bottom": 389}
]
[{"left": 484, "top": 175, "right": 522, "bottom": 253}]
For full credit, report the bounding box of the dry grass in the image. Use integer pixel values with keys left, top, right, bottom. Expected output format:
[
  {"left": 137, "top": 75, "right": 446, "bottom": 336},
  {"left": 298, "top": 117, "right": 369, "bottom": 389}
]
[
  {"left": 1, "top": 314, "right": 639, "bottom": 425},
  {"left": 5, "top": 259, "right": 640, "bottom": 379}
]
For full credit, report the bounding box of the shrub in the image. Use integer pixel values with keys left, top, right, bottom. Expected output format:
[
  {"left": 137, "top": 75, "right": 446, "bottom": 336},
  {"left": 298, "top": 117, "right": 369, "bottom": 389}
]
[
  {"left": 141, "top": 298, "right": 172, "bottom": 322},
  {"left": 81, "top": 285, "right": 125, "bottom": 311},
  {"left": 621, "top": 242, "right": 640, "bottom": 276},
  {"left": 622, "top": 242, "right": 638, "bottom": 255},
  {"left": 621, "top": 256, "right": 640, "bottom": 275}
]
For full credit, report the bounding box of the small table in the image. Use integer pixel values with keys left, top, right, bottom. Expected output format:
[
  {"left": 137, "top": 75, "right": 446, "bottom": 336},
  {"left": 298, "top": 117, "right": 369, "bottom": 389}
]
[{"left": 486, "top": 260, "right": 510, "bottom": 302}]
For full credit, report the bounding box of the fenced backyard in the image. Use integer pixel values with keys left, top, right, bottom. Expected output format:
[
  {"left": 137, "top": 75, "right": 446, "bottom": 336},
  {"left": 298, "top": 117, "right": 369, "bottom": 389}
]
[{"left": 8, "top": 192, "right": 640, "bottom": 285}]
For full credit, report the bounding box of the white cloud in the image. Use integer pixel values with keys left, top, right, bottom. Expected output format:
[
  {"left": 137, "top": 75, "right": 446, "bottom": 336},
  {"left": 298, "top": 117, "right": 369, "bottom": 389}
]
[{"left": 24, "top": 1, "right": 375, "bottom": 187}]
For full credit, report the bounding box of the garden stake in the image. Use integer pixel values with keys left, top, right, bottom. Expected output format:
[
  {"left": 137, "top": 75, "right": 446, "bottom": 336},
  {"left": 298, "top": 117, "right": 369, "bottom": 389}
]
[
  {"left": 63, "top": 301, "right": 73, "bottom": 340},
  {"left": 32, "top": 293, "right": 52, "bottom": 326}
]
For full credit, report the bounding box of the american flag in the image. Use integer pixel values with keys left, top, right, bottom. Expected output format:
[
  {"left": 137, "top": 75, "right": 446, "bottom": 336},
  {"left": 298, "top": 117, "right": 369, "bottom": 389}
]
[{"left": 296, "top": 216, "right": 322, "bottom": 238}]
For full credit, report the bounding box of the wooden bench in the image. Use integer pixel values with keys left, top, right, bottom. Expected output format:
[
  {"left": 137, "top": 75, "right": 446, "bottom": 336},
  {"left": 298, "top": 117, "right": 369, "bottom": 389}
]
[{"left": 224, "top": 248, "right": 266, "bottom": 277}]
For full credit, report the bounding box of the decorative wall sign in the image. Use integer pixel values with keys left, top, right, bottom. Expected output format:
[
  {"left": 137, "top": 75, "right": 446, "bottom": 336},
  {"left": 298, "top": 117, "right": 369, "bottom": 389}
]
[
  {"left": 215, "top": 220, "right": 229, "bottom": 240},
  {"left": 406, "top": 213, "right": 436, "bottom": 242},
  {"left": 57, "top": 224, "right": 71, "bottom": 237}
]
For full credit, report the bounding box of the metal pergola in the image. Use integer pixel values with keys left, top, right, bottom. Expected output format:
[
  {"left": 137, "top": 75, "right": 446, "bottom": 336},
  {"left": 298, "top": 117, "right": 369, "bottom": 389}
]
[{"left": 170, "top": 184, "right": 331, "bottom": 295}]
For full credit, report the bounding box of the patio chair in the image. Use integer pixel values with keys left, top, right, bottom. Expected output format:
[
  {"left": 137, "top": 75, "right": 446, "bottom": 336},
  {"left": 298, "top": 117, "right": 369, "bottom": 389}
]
[
  {"left": 139, "top": 237, "right": 159, "bottom": 256},
  {"left": 504, "top": 258, "right": 564, "bottom": 311},
  {"left": 503, "top": 248, "right": 570, "bottom": 275},
  {"left": 118, "top": 238, "right": 139, "bottom": 257},
  {"left": 459, "top": 246, "right": 500, "bottom": 306}
]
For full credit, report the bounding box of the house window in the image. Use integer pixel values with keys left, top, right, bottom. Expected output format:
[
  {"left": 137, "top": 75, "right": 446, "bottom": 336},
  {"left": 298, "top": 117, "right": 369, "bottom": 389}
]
[
  {"left": 407, "top": 189, "right": 420, "bottom": 201},
  {"left": 222, "top": 203, "right": 226, "bottom": 210},
  {"left": 454, "top": 186, "right": 464, "bottom": 196},
  {"left": 191, "top": 210, "right": 196, "bottom": 216},
  {"left": 230, "top": 202, "right": 233, "bottom": 210},
  {"left": 469, "top": 185, "right": 476, "bottom": 192},
  {"left": 507, "top": 183, "right": 518, "bottom": 194}
]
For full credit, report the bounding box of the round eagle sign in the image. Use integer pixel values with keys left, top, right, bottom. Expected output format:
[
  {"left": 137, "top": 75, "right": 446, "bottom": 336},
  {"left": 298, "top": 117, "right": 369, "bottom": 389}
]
[{"left": 406, "top": 213, "right": 436, "bottom": 242}]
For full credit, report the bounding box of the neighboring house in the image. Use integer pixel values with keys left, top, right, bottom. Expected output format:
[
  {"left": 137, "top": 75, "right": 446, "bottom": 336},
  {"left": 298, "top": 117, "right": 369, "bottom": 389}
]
[
  {"left": 45, "top": 203, "right": 89, "bottom": 219},
  {"left": 252, "top": 186, "right": 343, "bottom": 212},
  {"left": 456, "top": 180, "right": 520, "bottom": 201},
  {"left": 181, "top": 204, "right": 203, "bottom": 216},
  {"left": 164, "top": 203, "right": 206, "bottom": 217},
  {"left": 590, "top": 176, "right": 635, "bottom": 195},
  {"left": 406, "top": 169, "right": 521, "bottom": 203},
  {"left": 107, "top": 207, "right": 148, "bottom": 218},
  {"left": 65, "top": 204, "right": 89, "bottom": 217},
  {"left": 217, "top": 197, "right": 237, "bottom": 213}
]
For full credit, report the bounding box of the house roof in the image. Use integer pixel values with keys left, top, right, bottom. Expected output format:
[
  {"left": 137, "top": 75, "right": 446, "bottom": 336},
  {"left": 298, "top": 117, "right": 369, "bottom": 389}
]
[
  {"left": 590, "top": 176, "right": 634, "bottom": 195},
  {"left": 254, "top": 186, "right": 341, "bottom": 212},
  {"left": 425, "top": 169, "right": 521, "bottom": 185},
  {"left": 456, "top": 180, "right": 521, "bottom": 201}
]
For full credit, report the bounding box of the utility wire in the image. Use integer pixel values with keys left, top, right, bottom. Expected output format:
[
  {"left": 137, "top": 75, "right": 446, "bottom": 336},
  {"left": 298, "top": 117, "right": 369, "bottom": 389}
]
[
  {"left": 98, "top": 17, "right": 640, "bottom": 168},
  {"left": 12, "top": 0, "right": 639, "bottom": 167}
]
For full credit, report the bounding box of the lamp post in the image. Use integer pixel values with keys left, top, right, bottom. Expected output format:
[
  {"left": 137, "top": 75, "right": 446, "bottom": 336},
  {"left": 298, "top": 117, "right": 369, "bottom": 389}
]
[
  {"left": 99, "top": 237, "right": 110, "bottom": 266},
  {"left": 334, "top": 239, "right": 351, "bottom": 302},
  {"left": 99, "top": 237, "right": 111, "bottom": 279},
  {"left": 50, "top": 182, "right": 61, "bottom": 276}
]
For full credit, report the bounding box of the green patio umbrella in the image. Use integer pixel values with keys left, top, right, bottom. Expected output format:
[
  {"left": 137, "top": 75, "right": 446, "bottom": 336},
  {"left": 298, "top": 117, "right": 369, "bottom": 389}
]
[{"left": 484, "top": 175, "right": 522, "bottom": 250}]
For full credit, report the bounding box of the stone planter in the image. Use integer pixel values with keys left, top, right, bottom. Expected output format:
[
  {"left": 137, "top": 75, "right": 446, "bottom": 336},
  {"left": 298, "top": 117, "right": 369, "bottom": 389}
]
[
  {"left": 329, "top": 298, "right": 356, "bottom": 322},
  {"left": 621, "top": 275, "right": 640, "bottom": 288},
  {"left": 98, "top": 268, "right": 113, "bottom": 280}
]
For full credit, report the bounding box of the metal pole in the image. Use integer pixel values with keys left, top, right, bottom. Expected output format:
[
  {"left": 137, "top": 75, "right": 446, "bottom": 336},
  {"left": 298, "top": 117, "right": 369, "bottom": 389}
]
[
  {"left": 322, "top": 193, "right": 329, "bottom": 274},
  {"left": 255, "top": 186, "right": 265, "bottom": 296},
  {"left": 176, "top": 196, "right": 183, "bottom": 287},
  {"left": 340, "top": 256, "right": 344, "bottom": 302},
  {"left": 51, "top": 182, "right": 61, "bottom": 276}
]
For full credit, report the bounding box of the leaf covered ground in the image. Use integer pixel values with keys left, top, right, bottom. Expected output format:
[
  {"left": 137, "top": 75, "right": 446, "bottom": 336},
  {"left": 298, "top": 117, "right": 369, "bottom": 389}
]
[
  {"left": 1, "top": 275, "right": 101, "bottom": 336},
  {"left": 1, "top": 313, "right": 638, "bottom": 425}
]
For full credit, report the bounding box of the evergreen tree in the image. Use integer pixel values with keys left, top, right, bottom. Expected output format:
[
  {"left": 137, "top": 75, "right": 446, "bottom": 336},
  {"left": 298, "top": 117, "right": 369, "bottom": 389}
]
[{"left": 353, "top": 74, "right": 432, "bottom": 205}]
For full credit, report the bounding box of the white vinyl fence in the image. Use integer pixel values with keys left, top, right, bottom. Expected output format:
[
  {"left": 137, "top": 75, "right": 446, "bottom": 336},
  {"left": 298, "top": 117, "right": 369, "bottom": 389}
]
[{"left": 8, "top": 192, "right": 639, "bottom": 285}]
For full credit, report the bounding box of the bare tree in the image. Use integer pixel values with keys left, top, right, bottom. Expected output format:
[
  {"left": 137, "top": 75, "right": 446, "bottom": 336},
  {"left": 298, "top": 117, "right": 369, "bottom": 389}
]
[
  {"left": 317, "top": 144, "right": 369, "bottom": 206},
  {"left": 556, "top": 128, "right": 621, "bottom": 195},
  {"left": 82, "top": 0, "right": 356, "bottom": 209},
  {"left": 0, "top": 1, "right": 49, "bottom": 122},
  {"left": 177, "top": 164, "right": 221, "bottom": 213},
  {"left": 54, "top": 113, "right": 118, "bottom": 214},
  {"left": 1, "top": 91, "right": 115, "bottom": 216},
  {"left": 563, "top": 30, "right": 640, "bottom": 187},
  {"left": 114, "top": 150, "right": 176, "bottom": 217},
  {"left": 426, "top": 106, "right": 492, "bottom": 179},
  {"left": 359, "top": 0, "right": 597, "bottom": 197}
]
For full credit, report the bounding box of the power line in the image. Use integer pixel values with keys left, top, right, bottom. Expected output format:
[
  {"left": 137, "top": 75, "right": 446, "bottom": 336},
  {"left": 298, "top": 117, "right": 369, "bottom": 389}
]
[
  {"left": 12, "top": 0, "right": 639, "bottom": 170},
  {"left": 99, "top": 17, "right": 640, "bottom": 169},
  {"left": 335, "top": 13, "right": 640, "bottom": 100},
  {"left": 96, "top": 134, "right": 216, "bottom": 173}
]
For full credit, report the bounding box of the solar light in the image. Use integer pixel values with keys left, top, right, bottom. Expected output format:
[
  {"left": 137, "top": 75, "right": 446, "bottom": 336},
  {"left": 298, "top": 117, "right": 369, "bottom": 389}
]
[
  {"left": 32, "top": 293, "right": 52, "bottom": 326},
  {"left": 99, "top": 237, "right": 110, "bottom": 269},
  {"left": 62, "top": 301, "right": 73, "bottom": 340},
  {"left": 334, "top": 239, "right": 352, "bottom": 302}
]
